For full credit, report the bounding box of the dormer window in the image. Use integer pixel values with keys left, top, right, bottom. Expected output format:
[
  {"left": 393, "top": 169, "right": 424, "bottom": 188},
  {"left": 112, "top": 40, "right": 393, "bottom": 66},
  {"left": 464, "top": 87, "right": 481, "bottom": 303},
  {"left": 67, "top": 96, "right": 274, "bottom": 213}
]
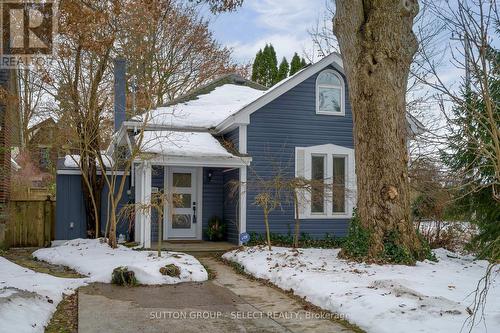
[{"left": 316, "top": 70, "right": 345, "bottom": 116}]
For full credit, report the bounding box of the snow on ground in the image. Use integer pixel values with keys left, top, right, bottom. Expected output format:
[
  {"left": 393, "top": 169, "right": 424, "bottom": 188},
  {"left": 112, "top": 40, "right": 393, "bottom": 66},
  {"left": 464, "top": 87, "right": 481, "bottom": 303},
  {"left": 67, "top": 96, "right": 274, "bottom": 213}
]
[
  {"left": 0, "top": 257, "right": 87, "bottom": 333},
  {"left": 223, "top": 246, "right": 500, "bottom": 333},
  {"left": 33, "top": 239, "right": 208, "bottom": 284}
]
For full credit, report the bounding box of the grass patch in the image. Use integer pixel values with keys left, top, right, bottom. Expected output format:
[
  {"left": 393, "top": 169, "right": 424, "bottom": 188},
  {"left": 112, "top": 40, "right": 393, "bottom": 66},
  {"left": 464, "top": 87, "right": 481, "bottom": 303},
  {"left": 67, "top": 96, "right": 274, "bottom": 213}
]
[
  {"left": 217, "top": 256, "right": 365, "bottom": 333},
  {"left": 201, "top": 262, "right": 217, "bottom": 280},
  {"left": 159, "top": 264, "right": 181, "bottom": 278},
  {"left": 1, "top": 248, "right": 84, "bottom": 278},
  {"left": 45, "top": 292, "right": 78, "bottom": 333}
]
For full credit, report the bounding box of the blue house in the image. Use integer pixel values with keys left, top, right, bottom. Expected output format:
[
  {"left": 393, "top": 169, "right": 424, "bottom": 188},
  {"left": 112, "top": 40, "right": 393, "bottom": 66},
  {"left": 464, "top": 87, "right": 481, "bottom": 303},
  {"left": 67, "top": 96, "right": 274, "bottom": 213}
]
[{"left": 55, "top": 53, "right": 422, "bottom": 247}]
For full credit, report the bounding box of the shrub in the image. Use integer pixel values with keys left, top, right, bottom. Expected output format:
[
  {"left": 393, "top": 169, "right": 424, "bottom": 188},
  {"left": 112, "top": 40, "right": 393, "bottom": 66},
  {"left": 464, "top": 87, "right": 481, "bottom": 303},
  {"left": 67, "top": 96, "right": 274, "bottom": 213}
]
[
  {"left": 159, "top": 264, "right": 181, "bottom": 278},
  {"left": 248, "top": 231, "right": 344, "bottom": 248},
  {"left": 340, "top": 211, "right": 371, "bottom": 259},
  {"left": 111, "top": 267, "right": 137, "bottom": 286}
]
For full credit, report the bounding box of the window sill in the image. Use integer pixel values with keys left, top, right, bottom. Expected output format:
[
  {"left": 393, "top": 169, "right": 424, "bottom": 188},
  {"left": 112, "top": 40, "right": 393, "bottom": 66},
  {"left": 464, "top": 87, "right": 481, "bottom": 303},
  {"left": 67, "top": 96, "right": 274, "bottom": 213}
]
[
  {"left": 301, "top": 214, "right": 351, "bottom": 220},
  {"left": 316, "top": 111, "right": 345, "bottom": 116}
]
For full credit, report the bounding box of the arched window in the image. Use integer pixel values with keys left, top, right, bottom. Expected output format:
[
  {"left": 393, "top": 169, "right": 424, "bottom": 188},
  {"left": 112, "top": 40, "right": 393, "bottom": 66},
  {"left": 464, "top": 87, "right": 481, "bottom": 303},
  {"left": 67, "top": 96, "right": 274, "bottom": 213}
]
[{"left": 316, "top": 70, "right": 344, "bottom": 115}]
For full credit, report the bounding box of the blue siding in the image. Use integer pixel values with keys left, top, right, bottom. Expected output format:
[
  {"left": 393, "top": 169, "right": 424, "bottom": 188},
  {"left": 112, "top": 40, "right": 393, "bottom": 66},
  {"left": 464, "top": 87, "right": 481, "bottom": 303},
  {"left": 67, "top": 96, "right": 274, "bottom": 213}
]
[
  {"left": 56, "top": 174, "right": 131, "bottom": 240},
  {"left": 150, "top": 166, "right": 165, "bottom": 242},
  {"left": 223, "top": 169, "right": 239, "bottom": 244},
  {"left": 246, "top": 64, "right": 353, "bottom": 238},
  {"left": 55, "top": 174, "right": 86, "bottom": 239},
  {"left": 100, "top": 175, "right": 132, "bottom": 238},
  {"left": 202, "top": 168, "right": 224, "bottom": 240}
]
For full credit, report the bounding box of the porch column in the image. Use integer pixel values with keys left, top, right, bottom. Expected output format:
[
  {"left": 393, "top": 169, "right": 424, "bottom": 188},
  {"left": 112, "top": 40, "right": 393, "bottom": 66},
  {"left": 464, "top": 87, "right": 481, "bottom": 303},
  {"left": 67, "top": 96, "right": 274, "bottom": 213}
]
[
  {"left": 143, "top": 162, "right": 152, "bottom": 248},
  {"left": 239, "top": 166, "right": 247, "bottom": 245},
  {"left": 134, "top": 163, "right": 143, "bottom": 244}
]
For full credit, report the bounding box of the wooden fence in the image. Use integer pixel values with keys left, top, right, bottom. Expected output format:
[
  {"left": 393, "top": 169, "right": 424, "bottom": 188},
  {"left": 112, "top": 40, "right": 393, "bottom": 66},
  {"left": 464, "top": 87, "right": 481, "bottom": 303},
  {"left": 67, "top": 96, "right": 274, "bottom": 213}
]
[{"left": 5, "top": 194, "right": 55, "bottom": 247}]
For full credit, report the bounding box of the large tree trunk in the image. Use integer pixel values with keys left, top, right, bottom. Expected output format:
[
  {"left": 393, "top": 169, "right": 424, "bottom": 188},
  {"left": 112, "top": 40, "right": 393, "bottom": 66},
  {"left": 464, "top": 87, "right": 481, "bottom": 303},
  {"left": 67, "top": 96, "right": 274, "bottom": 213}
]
[{"left": 334, "top": 0, "right": 423, "bottom": 260}]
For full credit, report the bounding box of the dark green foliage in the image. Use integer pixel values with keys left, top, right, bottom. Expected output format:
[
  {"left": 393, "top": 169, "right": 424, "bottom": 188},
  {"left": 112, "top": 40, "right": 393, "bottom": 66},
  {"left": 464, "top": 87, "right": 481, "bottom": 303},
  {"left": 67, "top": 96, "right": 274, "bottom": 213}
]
[
  {"left": 252, "top": 46, "right": 306, "bottom": 87},
  {"left": 248, "top": 232, "right": 344, "bottom": 248},
  {"left": 111, "top": 266, "right": 137, "bottom": 286},
  {"left": 441, "top": 45, "right": 500, "bottom": 261},
  {"left": 205, "top": 215, "right": 225, "bottom": 241},
  {"left": 289, "top": 53, "right": 307, "bottom": 76},
  {"left": 300, "top": 58, "right": 307, "bottom": 68},
  {"left": 251, "top": 44, "right": 278, "bottom": 87},
  {"left": 277, "top": 57, "right": 289, "bottom": 82},
  {"left": 159, "top": 264, "right": 181, "bottom": 278},
  {"left": 340, "top": 211, "right": 371, "bottom": 259},
  {"left": 381, "top": 232, "right": 416, "bottom": 265},
  {"left": 251, "top": 49, "right": 263, "bottom": 83},
  {"left": 341, "top": 211, "right": 436, "bottom": 264}
]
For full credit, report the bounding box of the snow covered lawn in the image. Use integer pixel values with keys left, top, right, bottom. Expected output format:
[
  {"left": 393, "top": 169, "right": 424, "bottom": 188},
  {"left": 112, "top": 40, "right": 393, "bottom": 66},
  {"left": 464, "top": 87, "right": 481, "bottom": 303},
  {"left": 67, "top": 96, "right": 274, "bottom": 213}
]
[
  {"left": 0, "top": 239, "right": 207, "bottom": 332},
  {"left": 33, "top": 239, "right": 208, "bottom": 284},
  {"left": 0, "top": 257, "right": 86, "bottom": 333},
  {"left": 223, "top": 246, "right": 500, "bottom": 333}
]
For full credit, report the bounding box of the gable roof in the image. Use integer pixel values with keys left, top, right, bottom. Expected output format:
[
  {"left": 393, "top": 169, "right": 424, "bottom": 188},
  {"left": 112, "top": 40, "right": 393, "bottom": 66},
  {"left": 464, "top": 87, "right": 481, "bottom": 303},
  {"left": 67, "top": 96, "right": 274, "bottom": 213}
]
[
  {"left": 127, "top": 52, "right": 424, "bottom": 136},
  {"left": 215, "top": 53, "right": 343, "bottom": 133},
  {"left": 133, "top": 74, "right": 266, "bottom": 130}
]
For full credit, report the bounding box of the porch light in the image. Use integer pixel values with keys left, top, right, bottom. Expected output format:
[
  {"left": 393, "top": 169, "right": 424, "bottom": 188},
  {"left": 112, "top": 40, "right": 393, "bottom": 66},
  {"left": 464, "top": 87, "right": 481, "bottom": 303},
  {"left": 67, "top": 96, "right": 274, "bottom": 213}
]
[{"left": 207, "top": 170, "right": 213, "bottom": 183}]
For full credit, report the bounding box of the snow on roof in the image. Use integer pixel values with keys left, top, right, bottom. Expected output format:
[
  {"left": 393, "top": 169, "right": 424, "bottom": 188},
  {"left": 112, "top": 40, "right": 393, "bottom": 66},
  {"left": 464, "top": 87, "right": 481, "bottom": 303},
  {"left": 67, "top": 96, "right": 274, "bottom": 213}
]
[
  {"left": 28, "top": 114, "right": 57, "bottom": 129},
  {"left": 138, "top": 131, "right": 234, "bottom": 158},
  {"left": 138, "top": 84, "right": 265, "bottom": 129},
  {"left": 63, "top": 154, "right": 113, "bottom": 168}
]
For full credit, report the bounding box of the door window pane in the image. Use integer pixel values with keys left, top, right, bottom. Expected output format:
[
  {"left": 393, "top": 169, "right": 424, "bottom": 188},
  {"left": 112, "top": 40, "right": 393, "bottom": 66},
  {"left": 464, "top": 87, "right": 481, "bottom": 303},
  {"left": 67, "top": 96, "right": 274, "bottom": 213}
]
[
  {"left": 311, "top": 155, "right": 325, "bottom": 213},
  {"left": 173, "top": 173, "right": 191, "bottom": 187},
  {"left": 173, "top": 193, "right": 191, "bottom": 208},
  {"left": 332, "top": 157, "right": 346, "bottom": 213},
  {"left": 172, "top": 214, "right": 191, "bottom": 229}
]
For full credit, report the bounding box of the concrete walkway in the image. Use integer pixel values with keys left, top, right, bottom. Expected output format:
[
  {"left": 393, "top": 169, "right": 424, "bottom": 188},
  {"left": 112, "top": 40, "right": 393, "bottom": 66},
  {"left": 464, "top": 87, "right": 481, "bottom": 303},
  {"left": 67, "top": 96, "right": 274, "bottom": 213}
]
[{"left": 78, "top": 257, "right": 353, "bottom": 333}]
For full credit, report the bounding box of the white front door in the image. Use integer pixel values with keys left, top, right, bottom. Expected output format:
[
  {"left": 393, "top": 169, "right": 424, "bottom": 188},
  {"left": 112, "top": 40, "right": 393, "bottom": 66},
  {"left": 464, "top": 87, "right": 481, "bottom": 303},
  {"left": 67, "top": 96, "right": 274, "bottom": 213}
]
[{"left": 165, "top": 167, "right": 199, "bottom": 239}]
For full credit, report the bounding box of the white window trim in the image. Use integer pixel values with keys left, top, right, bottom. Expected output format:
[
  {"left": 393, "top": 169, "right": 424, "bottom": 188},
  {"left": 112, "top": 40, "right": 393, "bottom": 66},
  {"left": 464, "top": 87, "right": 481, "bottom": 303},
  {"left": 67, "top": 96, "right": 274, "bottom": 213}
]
[
  {"left": 316, "top": 69, "right": 345, "bottom": 116},
  {"left": 295, "top": 144, "right": 356, "bottom": 219}
]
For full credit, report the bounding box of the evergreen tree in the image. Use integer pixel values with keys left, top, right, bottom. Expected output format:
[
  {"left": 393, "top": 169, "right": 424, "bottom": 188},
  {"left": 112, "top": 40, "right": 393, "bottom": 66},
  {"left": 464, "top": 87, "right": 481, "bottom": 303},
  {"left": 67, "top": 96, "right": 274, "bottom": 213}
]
[
  {"left": 262, "top": 44, "right": 278, "bottom": 87},
  {"left": 289, "top": 53, "right": 303, "bottom": 76},
  {"left": 277, "top": 57, "right": 289, "bottom": 82},
  {"left": 300, "top": 57, "right": 307, "bottom": 68},
  {"left": 251, "top": 44, "right": 279, "bottom": 87},
  {"left": 442, "top": 56, "right": 500, "bottom": 259},
  {"left": 251, "top": 49, "right": 263, "bottom": 83}
]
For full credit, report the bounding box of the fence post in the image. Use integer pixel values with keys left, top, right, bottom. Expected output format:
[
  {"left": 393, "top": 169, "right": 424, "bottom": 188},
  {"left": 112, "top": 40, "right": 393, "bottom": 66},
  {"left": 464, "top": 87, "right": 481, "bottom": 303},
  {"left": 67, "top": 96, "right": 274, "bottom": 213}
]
[{"left": 44, "top": 196, "right": 52, "bottom": 247}]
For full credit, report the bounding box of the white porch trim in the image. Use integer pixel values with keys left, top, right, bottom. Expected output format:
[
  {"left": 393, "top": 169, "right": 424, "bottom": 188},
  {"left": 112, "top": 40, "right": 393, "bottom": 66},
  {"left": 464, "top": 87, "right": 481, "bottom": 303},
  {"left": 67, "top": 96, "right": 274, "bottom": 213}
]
[
  {"left": 238, "top": 124, "right": 247, "bottom": 154},
  {"left": 238, "top": 166, "right": 247, "bottom": 245},
  {"left": 135, "top": 155, "right": 251, "bottom": 168},
  {"left": 135, "top": 161, "right": 152, "bottom": 248}
]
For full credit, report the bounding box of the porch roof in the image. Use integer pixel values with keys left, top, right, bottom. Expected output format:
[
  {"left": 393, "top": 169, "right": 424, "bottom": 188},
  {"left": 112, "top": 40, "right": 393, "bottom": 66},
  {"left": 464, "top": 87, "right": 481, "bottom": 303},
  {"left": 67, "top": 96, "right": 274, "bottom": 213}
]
[{"left": 137, "top": 130, "right": 250, "bottom": 167}]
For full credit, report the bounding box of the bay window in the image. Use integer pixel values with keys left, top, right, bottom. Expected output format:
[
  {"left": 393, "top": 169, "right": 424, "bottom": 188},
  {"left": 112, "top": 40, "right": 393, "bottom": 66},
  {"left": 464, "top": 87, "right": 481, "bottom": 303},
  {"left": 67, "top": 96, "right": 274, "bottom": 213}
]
[{"left": 295, "top": 144, "right": 355, "bottom": 219}]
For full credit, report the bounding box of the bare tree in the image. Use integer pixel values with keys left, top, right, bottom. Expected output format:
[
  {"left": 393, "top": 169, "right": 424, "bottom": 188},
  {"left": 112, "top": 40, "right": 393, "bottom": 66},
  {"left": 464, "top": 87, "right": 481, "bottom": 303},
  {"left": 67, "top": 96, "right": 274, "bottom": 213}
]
[{"left": 118, "top": 1, "right": 241, "bottom": 109}]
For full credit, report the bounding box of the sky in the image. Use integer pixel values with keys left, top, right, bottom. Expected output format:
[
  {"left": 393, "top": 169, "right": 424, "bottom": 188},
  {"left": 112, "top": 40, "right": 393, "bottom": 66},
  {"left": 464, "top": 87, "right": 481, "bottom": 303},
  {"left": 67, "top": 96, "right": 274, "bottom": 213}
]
[{"left": 206, "top": 0, "right": 329, "bottom": 64}]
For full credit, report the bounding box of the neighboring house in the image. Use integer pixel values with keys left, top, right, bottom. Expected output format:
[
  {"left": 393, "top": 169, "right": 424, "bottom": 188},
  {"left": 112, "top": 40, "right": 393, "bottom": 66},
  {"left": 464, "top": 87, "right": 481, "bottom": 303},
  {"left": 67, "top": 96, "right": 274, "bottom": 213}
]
[
  {"left": 27, "top": 117, "right": 60, "bottom": 173},
  {"left": 55, "top": 53, "right": 421, "bottom": 247}
]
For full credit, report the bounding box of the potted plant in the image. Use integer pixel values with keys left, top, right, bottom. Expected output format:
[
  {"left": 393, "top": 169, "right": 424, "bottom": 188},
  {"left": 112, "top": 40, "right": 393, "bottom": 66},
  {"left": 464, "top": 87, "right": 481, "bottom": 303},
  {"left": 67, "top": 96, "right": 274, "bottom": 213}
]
[{"left": 205, "top": 216, "right": 225, "bottom": 241}]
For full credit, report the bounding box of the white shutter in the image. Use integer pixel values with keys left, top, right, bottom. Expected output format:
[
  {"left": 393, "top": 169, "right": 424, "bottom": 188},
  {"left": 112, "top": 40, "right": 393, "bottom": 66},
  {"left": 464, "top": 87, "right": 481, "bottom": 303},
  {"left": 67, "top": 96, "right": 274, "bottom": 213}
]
[{"left": 295, "top": 148, "right": 308, "bottom": 219}]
